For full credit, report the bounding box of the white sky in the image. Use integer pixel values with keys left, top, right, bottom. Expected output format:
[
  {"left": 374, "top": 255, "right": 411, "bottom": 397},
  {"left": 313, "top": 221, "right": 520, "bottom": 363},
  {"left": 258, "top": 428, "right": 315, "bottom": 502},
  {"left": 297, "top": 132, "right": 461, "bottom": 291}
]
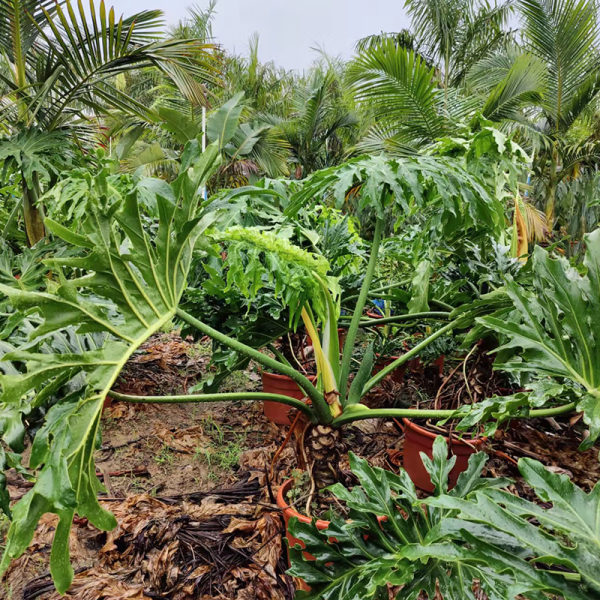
[{"left": 118, "top": 0, "right": 411, "bottom": 71}]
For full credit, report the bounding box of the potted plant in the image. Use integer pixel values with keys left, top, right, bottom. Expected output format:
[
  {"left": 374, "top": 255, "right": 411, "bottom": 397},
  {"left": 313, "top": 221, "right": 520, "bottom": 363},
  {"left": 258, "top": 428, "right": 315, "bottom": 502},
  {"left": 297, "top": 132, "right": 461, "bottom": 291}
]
[
  {"left": 287, "top": 437, "right": 600, "bottom": 599},
  {"left": 261, "top": 342, "right": 317, "bottom": 425},
  {"left": 0, "top": 140, "right": 581, "bottom": 593},
  {"left": 451, "top": 228, "right": 600, "bottom": 447}
]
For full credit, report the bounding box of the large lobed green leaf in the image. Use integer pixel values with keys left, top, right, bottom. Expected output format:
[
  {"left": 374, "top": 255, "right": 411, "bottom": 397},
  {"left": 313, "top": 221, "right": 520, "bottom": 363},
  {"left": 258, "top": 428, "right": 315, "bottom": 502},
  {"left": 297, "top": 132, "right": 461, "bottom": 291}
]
[
  {"left": 287, "top": 438, "right": 590, "bottom": 599},
  {"left": 476, "top": 228, "right": 600, "bottom": 447},
  {"left": 0, "top": 140, "right": 220, "bottom": 593},
  {"left": 284, "top": 153, "right": 505, "bottom": 241}
]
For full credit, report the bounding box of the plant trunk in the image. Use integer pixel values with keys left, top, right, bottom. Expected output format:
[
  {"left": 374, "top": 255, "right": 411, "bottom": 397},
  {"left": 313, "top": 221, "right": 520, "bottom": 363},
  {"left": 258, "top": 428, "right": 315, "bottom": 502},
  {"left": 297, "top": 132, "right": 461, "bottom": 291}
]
[
  {"left": 545, "top": 146, "right": 558, "bottom": 225},
  {"left": 23, "top": 173, "right": 45, "bottom": 247},
  {"left": 305, "top": 424, "right": 344, "bottom": 489}
]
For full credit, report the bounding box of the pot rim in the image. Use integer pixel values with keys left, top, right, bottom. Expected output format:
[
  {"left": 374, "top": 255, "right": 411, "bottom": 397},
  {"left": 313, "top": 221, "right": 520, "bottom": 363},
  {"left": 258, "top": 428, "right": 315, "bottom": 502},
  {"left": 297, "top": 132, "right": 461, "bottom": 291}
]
[
  {"left": 277, "top": 479, "right": 330, "bottom": 529},
  {"left": 402, "top": 417, "right": 487, "bottom": 444},
  {"left": 366, "top": 310, "right": 384, "bottom": 319},
  {"left": 261, "top": 371, "right": 317, "bottom": 382}
]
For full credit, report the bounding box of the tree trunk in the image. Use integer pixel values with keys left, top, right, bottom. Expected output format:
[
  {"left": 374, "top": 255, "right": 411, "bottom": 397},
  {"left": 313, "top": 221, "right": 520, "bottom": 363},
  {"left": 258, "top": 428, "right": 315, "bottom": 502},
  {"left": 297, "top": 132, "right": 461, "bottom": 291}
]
[
  {"left": 23, "top": 173, "right": 45, "bottom": 247},
  {"left": 305, "top": 425, "right": 344, "bottom": 489},
  {"left": 545, "top": 146, "right": 559, "bottom": 225}
]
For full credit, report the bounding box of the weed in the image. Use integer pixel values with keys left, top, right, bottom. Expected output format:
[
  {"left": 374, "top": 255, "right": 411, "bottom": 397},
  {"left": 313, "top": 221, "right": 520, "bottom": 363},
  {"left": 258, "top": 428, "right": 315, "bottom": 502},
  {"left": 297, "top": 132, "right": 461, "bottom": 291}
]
[
  {"left": 154, "top": 445, "right": 175, "bottom": 466},
  {"left": 219, "top": 370, "right": 254, "bottom": 393},
  {"left": 193, "top": 416, "right": 248, "bottom": 481},
  {"left": 186, "top": 342, "right": 211, "bottom": 359},
  {"left": 130, "top": 476, "right": 146, "bottom": 491}
]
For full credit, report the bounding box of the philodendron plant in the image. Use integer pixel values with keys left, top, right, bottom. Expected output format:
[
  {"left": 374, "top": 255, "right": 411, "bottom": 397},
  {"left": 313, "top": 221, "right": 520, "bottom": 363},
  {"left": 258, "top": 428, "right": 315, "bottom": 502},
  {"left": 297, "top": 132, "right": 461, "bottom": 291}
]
[
  {"left": 452, "top": 229, "right": 600, "bottom": 446},
  {"left": 288, "top": 437, "right": 600, "bottom": 600},
  {"left": 0, "top": 138, "right": 570, "bottom": 593}
]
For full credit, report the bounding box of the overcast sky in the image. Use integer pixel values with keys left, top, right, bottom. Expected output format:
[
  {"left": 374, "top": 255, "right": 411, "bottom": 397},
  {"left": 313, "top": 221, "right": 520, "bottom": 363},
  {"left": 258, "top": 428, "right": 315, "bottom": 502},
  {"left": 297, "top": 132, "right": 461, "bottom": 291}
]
[{"left": 122, "top": 0, "right": 411, "bottom": 71}]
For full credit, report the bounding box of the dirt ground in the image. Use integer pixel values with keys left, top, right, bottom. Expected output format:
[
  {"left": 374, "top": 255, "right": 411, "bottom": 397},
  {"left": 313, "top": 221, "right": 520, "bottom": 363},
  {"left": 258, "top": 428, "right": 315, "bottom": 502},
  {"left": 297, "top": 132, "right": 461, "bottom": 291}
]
[{"left": 2, "top": 333, "right": 599, "bottom": 600}]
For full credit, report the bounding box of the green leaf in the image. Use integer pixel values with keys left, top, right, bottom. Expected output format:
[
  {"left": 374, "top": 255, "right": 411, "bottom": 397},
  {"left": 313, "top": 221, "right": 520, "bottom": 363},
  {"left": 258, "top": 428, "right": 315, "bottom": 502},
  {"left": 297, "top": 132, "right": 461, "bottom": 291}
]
[
  {"left": 207, "top": 92, "right": 245, "bottom": 150},
  {"left": 157, "top": 107, "right": 201, "bottom": 144},
  {"left": 407, "top": 259, "right": 431, "bottom": 314},
  {"left": 477, "top": 229, "right": 600, "bottom": 445},
  {"left": 450, "top": 450, "right": 491, "bottom": 498},
  {"left": 426, "top": 456, "right": 600, "bottom": 596},
  {"left": 215, "top": 226, "right": 334, "bottom": 326},
  {"left": 346, "top": 342, "right": 374, "bottom": 406},
  {"left": 0, "top": 140, "right": 220, "bottom": 592},
  {"left": 421, "top": 435, "right": 456, "bottom": 496}
]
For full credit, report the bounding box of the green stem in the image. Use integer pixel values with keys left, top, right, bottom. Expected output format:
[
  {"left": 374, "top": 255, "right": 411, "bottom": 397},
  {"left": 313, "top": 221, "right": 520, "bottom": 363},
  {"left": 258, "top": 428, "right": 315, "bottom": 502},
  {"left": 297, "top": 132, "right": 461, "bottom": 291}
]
[
  {"left": 333, "top": 407, "right": 455, "bottom": 426},
  {"left": 342, "top": 311, "right": 450, "bottom": 328},
  {"left": 109, "top": 390, "right": 317, "bottom": 422},
  {"left": 338, "top": 216, "right": 384, "bottom": 404},
  {"left": 332, "top": 402, "right": 578, "bottom": 427},
  {"left": 430, "top": 299, "right": 453, "bottom": 312},
  {"left": 342, "top": 278, "right": 411, "bottom": 304},
  {"left": 529, "top": 402, "right": 576, "bottom": 418},
  {"left": 363, "top": 319, "right": 458, "bottom": 394},
  {"left": 267, "top": 343, "right": 293, "bottom": 368},
  {"left": 176, "top": 308, "right": 332, "bottom": 424}
]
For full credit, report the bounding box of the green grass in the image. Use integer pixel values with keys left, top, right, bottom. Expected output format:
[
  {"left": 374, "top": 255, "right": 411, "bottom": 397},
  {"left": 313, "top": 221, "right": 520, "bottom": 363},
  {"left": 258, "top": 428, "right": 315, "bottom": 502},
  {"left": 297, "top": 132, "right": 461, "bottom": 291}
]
[
  {"left": 154, "top": 445, "right": 175, "bottom": 466},
  {"left": 193, "top": 416, "right": 247, "bottom": 480}
]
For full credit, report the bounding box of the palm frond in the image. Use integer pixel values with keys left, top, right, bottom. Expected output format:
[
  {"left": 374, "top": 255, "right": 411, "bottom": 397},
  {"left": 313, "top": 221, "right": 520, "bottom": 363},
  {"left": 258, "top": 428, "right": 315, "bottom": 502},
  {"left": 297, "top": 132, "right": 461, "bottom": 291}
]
[
  {"left": 519, "top": 0, "right": 600, "bottom": 133},
  {"left": 479, "top": 52, "right": 547, "bottom": 121},
  {"left": 11, "top": 0, "right": 217, "bottom": 131},
  {"left": 0, "top": 0, "right": 58, "bottom": 62},
  {"left": 347, "top": 41, "right": 446, "bottom": 147},
  {"left": 120, "top": 140, "right": 179, "bottom": 178}
]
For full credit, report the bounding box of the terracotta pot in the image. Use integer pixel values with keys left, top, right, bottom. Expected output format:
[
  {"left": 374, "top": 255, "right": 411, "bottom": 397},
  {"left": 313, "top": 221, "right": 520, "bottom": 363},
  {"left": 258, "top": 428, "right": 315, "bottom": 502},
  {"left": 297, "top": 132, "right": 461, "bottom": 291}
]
[
  {"left": 277, "top": 479, "right": 386, "bottom": 590},
  {"left": 277, "top": 479, "right": 330, "bottom": 562},
  {"left": 402, "top": 418, "right": 486, "bottom": 492},
  {"left": 408, "top": 355, "right": 445, "bottom": 376},
  {"left": 373, "top": 354, "right": 406, "bottom": 384},
  {"left": 103, "top": 395, "right": 113, "bottom": 410},
  {"left": 366, "top": 310, "right": 385, "bottom": 325},
  {"left": 261, "top": 372, "right": 317, "bottom": 425}
]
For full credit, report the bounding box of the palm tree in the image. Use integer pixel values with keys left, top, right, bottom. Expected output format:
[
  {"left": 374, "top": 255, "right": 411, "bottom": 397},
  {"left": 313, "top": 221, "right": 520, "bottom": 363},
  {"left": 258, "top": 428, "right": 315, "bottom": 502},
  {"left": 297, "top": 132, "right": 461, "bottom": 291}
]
[
  {"left": 223, "top": 33, "right": 294, "bottom": 116},
  {"left": 346, "top": 38, "right": 545, "bottom": 154},
  {"left": 405, "top": 0, "right": 513, "bottom": 93},
  {"left": 0, "top": 0, "right": 217, "bottom": 245},
  {"left": 516, "top": 0, "right": 600, "bottom": 221},
  {"left": 262, "top": 64, "right": 359, "bottom": 177},
  {"left": 108, "top": 26, "right": 294, "bottom": 184}
]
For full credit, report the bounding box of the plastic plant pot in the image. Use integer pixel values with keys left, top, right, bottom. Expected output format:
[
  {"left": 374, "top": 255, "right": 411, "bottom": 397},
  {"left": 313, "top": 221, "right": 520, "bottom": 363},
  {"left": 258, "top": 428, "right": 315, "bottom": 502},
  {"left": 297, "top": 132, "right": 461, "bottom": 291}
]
[
  {"left": 261, "top": 372, "right": 317, "bottom": 425},
  {"left": 402, "top": 418, "right": 486, "bottom": 492},
  {"left": 373, "top": 354, "right": 407, "bottom": 384},
  {"left": 277, "top": 479, "right": 386, "bottom": 590}
]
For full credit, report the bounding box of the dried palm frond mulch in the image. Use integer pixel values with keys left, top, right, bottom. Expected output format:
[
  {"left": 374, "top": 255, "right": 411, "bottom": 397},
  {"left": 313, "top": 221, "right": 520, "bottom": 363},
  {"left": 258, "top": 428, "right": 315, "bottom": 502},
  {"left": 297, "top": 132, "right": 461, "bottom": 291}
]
[
  {"left": 13, "top": 476, "right": 293, "bottom": 600},
  {"left": 113, "top": 332, "right": 209, "bottom": 398}
]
